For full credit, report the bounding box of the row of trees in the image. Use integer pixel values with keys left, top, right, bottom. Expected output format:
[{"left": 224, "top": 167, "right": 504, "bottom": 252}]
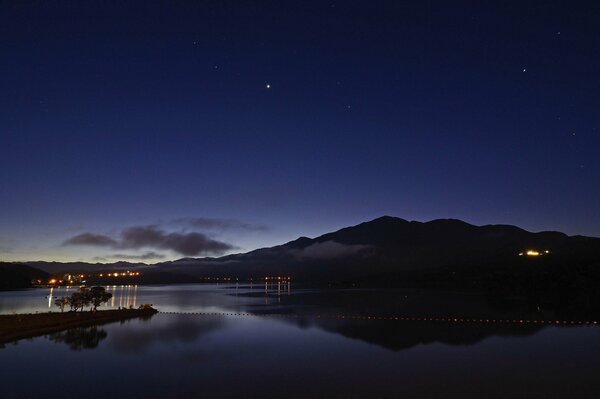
[{"left": 54, "top": 286, "right": 112, "bottom": 312}]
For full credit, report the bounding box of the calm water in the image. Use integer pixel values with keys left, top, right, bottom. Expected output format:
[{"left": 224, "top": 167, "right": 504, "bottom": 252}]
[{"left": 2, "top": 284, "right": 599, "bottom": 398}]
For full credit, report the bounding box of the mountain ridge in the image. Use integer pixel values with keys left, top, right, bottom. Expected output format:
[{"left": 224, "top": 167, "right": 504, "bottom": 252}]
[{"left": 9, "top": 216, "right": 597, "bottom": 284}]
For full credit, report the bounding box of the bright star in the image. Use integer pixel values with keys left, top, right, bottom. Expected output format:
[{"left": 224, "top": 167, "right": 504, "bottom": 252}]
[{"left": 266, "top": 84, "right": 271, "bottom": 89}]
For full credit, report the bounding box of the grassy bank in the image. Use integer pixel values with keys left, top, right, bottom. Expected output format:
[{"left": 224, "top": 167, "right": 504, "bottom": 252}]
[{"left": 0, "top": 308, "right": 158, "bottom": 345}]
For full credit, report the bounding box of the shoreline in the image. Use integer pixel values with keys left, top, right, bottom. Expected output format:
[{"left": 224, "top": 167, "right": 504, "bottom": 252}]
[{"left": 0, "top": 308, "right": 158, "bottom": 345}]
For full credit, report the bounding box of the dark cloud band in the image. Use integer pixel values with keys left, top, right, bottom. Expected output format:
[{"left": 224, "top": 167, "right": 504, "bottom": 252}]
[
  {"left": 63, "top": 233, "right": 118, "bottom": 247},
  {"left": 62, "top": 226, "right": 235, "bottom": 257}
]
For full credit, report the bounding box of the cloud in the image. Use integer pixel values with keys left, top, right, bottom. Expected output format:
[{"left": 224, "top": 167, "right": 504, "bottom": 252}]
[
  {"left": 172, "top": 217, "right": 269, "bottom": 231},
  {"left": 63, "top": 233, "right": 118, "bottom": 247},
  {"left": 119, "top": 226, "right": 235, "bottom": 256},
  {"left": 108, "top": 252, "right": 166, "bottom": 260},
  {"left": 292, "top": 241, "right": 369, "bottom": 259},
  {"left": 63, "top": 226, "right": 235, "bottom": 257}
]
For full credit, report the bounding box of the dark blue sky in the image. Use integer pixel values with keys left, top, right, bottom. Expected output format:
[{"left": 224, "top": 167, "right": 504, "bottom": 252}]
[{"left": 1, "top": 1, "right": 599, "bottom": 262}]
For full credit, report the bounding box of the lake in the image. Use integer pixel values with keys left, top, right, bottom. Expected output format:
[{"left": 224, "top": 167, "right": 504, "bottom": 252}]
[{"left": 1, "top": 284, "right": 599, "bottom": 398}]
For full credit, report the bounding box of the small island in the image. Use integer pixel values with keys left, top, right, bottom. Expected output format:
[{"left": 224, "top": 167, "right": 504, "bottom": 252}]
[{"left": 0, "top": 286, "right": 157, "bottom": 345}]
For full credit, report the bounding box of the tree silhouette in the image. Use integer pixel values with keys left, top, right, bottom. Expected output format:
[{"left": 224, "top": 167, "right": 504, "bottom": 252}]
[
  {"left": 69, "top": 287, "right": 90, "bottom": 311},
  {"left": 48, "top": 326, "right": 108, "bottom": 350},
  {"left": 89, "top": 286, "right": 112, "bottom": 311},
  {"left": 65, "top": 287, "right": 112, "bottom": 312},
  {"left": 54, "top": 297, "right": 70, "bottom": 312}
]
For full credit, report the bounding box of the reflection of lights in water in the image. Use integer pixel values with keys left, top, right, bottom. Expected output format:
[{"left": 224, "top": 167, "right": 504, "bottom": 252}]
[
  {"left": 133, "top": 285, "right": 137, "bottom": 308},
  {"left": 104, "top": 285, "right": 139, "bottom": 309},
  {"left": 262, "top": 280, "right": 291, "bottom": 296},
  {"left": 48, "top": 287, "right": 54, "bottom": 308}
]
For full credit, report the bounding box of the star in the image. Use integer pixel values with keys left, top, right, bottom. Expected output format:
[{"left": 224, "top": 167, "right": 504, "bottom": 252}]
[
  {"left": 522, "top": 68, "right": 527, "bottom": 72},
  {"left": 266, "top": 84, "right": 271, "bottom": 89}
]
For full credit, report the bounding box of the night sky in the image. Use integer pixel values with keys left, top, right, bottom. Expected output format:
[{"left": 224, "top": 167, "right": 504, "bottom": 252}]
[{"left": 1, "top": 1, "right": 599, "bottom": 262}]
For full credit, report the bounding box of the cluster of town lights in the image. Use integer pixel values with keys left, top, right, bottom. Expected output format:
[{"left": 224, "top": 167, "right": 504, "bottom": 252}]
[
  {"left": 98, "top": 271, "right": 141, "bottom": 277},
  {"left": 46, "top": 271, "right": 141, "bottom": 285},
  {"left": 44, "top": 273, "right": 294, "bottom": 286},
  {"left": 196, "top": 276, "right": 292, "bottom": 282},
  {"left": 519, "top": 249, "right": 550, "bottom": 256}
]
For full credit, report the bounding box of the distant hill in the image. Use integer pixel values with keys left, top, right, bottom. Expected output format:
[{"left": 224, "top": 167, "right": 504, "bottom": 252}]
[
  {"left": 23, "top": 260, "right": 147, "bottom": 274},
  {"left": 0, "top": 263, "right": 49, "bottom": 290},
  {"left": 8, "top": 216, "right": 600, "bottom": 313},
  {"left": 161, "top": 216, "right": 600, "bottom": 282},
  {"left": 10, "top": 215, "right": 600, "bottom": 288}
]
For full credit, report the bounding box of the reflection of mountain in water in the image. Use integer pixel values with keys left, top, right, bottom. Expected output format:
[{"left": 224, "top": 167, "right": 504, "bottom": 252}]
[
  {"left": 241, "top": 287, "right": 551, "bottom": 351},
  {"left": 300, "top": 318, "right": 545, "bottom": 351},
  {"left": 48, "top": 326, "right": 108, "bottom": 351}
]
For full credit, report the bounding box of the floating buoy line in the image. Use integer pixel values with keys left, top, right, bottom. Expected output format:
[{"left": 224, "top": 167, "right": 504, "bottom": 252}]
[{"left": 158, "top": 311, "right": 598, "bottom": 326}]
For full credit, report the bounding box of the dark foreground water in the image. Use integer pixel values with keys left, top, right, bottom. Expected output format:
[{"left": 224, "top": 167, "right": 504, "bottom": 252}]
[{"left": 1, "top": 285, "right": 599, "bottom": 398}]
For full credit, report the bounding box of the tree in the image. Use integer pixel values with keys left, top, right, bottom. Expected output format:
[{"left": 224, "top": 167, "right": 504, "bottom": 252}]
[
  {"left": 69, "top": 287, "right": 91, "bottom": 312},
  {"left": 65, "top": 286, "right": 112, "bottom": 312},
  {"left": 89, "top": 286, "right": 112, "bottom": 311},
  {"left": 54, "top": 297, "right": 70, "bottom": 312}
]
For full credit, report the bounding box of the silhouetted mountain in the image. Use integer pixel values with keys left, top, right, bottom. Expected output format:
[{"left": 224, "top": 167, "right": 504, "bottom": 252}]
[
  {"left": 161, "top": 216, "right": 600, "bottom": 282},
  {"left": 8, "top": 217, "right": 600, "bottom": 310},
  {"left": 0, "top": 263, "right": 49, "bottom": 290}
]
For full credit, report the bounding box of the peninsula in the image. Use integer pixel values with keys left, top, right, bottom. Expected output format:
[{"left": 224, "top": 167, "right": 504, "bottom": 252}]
[{"left": 0, "top": 307, "right": 158, "bottom": 345}]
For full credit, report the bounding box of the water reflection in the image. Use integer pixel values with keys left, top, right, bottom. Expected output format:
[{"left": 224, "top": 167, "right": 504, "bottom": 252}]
[
  {"left": 294, "top": 317, "right": 546, "bottom": 351},
  {"left": 47, "top": 326, "right": 108, "bottom": 350},
  {"left": 2, "top": 284, "right": 594, "bottom": 355},
  {"left": 106, "top": 285, "right": 137, "bottom": 309},
  {"left": 41, "top": 311, "right": 159, "bottom": 351},
  {"left": 48, "top": 285, "right": 139, "bottom": 310},
  {"left": 3, "top": 286, "right": 600, "bottom": 399},
  {"left": 107, "top": 314, "right": 225, "bottom": 354},
  {"left": 2, "top": 283, "right": 296, "bottom": 315},
  {"left": 47, "top": 287, "right": 53, "bottom": 308}
]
